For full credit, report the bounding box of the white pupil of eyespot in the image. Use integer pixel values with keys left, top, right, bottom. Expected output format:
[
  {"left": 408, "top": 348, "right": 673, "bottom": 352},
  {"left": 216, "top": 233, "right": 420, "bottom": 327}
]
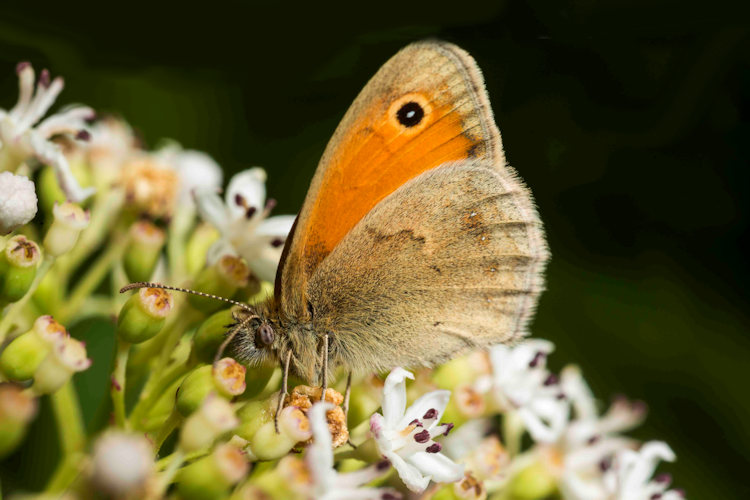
[{"left": 406, "top": 110, "right": 415, "bottom": 118}]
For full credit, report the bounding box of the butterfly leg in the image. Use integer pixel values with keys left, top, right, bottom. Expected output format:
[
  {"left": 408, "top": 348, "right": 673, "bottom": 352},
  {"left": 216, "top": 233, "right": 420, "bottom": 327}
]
[
  {"left": 319, "top": 332, "right": 329, "bottom": 402},
  {"left": 274, "top": 350, "right": 292, "bottom": 433}
]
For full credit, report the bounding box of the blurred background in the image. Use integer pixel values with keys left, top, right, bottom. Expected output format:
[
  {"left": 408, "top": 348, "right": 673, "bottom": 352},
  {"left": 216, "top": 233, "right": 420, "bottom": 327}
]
[{"left": 0, "top": 1, "right": 747, "bottom": 497}]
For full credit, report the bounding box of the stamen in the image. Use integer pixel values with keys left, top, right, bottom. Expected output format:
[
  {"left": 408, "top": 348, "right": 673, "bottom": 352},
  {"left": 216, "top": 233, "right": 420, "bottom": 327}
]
[
  {"left": 650, "top": 494, "right": 662, "bottom": 500},
  {"left": 442, "top": 423, "right": 454, "bottom": 436},
  {"left": 544, "top": 373, "right": 559, "bottom": 386},
  {"left": 529, "top": 351, "right": 545, "bottom": 368},
  {"left": 655, "top": 473, "right": 672, "bottom": 484},
  {"left": 587, "top": 435, "right": 600, "bottom": 445},
  {"left": 245, "top": 206, "right": 257, "bottom": 219},
  {"left": 270, "top": 238, "right": 285, "bottom": 248},
  {"left": 16, "top": 61, "right": 31, "bottom": 74},
  {"left": 413, "top": 430, "right": 430, "bottom": 443},
  {"left": 75, "top": 130, "right": 91, "bottom": 141},
  {"left": 598, "top": 457, "right": 612, "bottom": 472},
  {"left": 382, "top": 493, "right": 401, "bottom": 500},
  {"left": 425, "top": 442, "right": 442, "bottom": 453},
  {"left": 423, "top": 408, "right": 438, "bottom": 419},
  {"left": 376, "top": 459, "right": 391, "bottom": 471},
  {"left": 234, "top": 194, "right": 245, "bottom": 207},
  {"left": 408, "top": 419, "right": 423, "bottom": 427},
  {"left": 39, "top": 69, "right": 51, "bottom": 88}
]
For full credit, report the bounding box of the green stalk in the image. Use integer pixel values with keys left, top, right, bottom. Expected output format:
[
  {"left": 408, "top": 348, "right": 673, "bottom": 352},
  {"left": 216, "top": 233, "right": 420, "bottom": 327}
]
[
  {"left": 50, "top": 380, "right": 86, "bottom": 455},
  {"left": 153, "top": 410, "right": 181, "bottom": 453},
  {"left": 111, "top": 339, "right": 130, "bottom": 428},
  {"left": 149, "top": 448, "right": 185, "bottom": 499},
  {"left": 59, "top": 233, "right": 129, "bottom": 324},
  {"left": 44, "top": 452, "right": 85, "bottom": 494},
  {"left": 0, "top": 255, "right": 54, "bottom": 343}
]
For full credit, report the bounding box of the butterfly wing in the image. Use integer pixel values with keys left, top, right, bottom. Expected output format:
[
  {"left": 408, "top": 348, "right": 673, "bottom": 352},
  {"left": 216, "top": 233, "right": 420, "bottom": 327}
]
[
  {"left": 306, "top": 160, "right": 548, "bottom": 373},
  {"left": 276, "top": 41, "right": 507, "bottom": 318}
]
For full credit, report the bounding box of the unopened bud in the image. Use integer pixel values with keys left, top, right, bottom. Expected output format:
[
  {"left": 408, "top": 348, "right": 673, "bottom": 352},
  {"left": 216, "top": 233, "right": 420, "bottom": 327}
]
[
  {"left": 43, "top": 202, "right": 90, "bottom": 257},
  {"left": 180, "top": 394, "right": 238, "bottom": 452},
  {"left": 189, "top": 255, "right": 249, "bottom": 313},
  {"left": 0, "top": 172, "right": 37, "bottom": 234},
  {"left": 191, "top": 308, "right": 235, "bottom": 364},
  {"left": 117, "top": 287, "right": 173, "bottom": 344},
  {"left": 176, "top": 443, "right": 249, "bottom": 499},
  {"left": 0, "top": 235, "right": 41, "bottom": 303},
  {"left": 90, "top": 431, "right": 154, "bottom": 496},
  {"left": 185, "top": 223, "right": 219, "bottom": 276},
  {"left": 508, "top": 459, "right": 557, "bottom": 500},
  {"left": 32, "top": 336, "right": 91, "bottom": 395},
  {"left": 123, "top": 221, "right": 166, "bottom": 282},
  {"left": 0, "top": 383, "right": 38, "bottom": 458},
  {"left": 0, "top": 316, "right": 67, "bottom": 381},
  {"left": 213, "top": 358, "right": 246, "bottom": 398}
]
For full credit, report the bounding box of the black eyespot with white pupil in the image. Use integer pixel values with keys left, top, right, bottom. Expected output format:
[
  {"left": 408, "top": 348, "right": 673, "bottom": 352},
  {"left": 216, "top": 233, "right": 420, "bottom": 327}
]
[{"left": 396, "top": 101, "right": 424, "bottom": 127}]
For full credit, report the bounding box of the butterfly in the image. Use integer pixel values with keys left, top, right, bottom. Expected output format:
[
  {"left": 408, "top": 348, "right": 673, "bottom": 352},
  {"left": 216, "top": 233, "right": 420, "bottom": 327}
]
[{"left": 125, "top": 40, "right": 548, "bottom": 420}]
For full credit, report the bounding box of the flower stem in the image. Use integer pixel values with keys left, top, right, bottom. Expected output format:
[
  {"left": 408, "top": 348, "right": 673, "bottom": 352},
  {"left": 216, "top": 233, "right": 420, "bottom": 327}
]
[
  {"left": 50, "top": 380, "right": 86, "bottom": 455},
  {"left": 44, "top": 452, "right": 85, "bottom": 494},
  {"left": 503, "top": 411, "right": 524, "bottom": 457},
  {"left": 129, "top": 351, "right": 194, "bottom": 430},
  {"left": 149, "top": 448, "right": 185, "bottom": 499},
  {"left": 59, "top": 232, "right": 129, "bottom": 324},
  {"left": 111, "top": 339, "right": 130, "bottom": 428},
  {"left": 153, "top": 410, "right": 181, "bottom": 453},
  {"left": 0, "top": 255, "right": 54, "bottom": 343}
]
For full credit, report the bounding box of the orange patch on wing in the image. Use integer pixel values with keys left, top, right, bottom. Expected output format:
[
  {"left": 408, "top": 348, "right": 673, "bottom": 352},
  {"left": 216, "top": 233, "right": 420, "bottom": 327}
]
[{"left": 300, "top": 97, "right": 477, "bottom": 273}]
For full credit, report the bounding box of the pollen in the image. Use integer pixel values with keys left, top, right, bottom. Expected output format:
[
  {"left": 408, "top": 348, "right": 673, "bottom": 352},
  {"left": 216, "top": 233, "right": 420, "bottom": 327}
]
[
  {"left": 121, "top": 157, "right": 179, "bottom": 218},
  {"left": 139, "top": 287, "right": 174, "bottom": 317}
]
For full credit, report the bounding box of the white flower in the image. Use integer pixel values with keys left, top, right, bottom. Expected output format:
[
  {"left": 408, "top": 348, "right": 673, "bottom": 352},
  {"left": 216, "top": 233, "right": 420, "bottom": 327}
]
[
  {"left": 307, "top": 402, "right": 400, "bottom": 500},
  {"left": 0, "top": 171, "right": 37, "bottom": 234},
  {"left": 370, "top": 367, "right": 464, "bottom": 493},
  {"left": 0, "top": 62, "right": 94, "bottom": 202},
  {"left": 91, "top": 431, "right": 154, "bottom": 496},
  {"left": 556, "top": 366, "right": 647, "bottom": 500},
  {"left": 86, "top": 116, "right": 137, "bottom": 186},
  {"left": 194, "top": 167, "right": 295, "bottom": 282},
  {"left": 155, "top": 143, "right": 223, "bottom": 209},
  {"left": 602, "top": 441, "right": 685, "bottom": 500},
  {"left": 484, "top": 339, "right": 570, "bottom": 443}
]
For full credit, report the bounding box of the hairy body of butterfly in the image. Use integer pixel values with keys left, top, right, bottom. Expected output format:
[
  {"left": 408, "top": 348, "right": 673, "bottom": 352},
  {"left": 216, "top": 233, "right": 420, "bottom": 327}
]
[{"left": 226, "top": 40, "right": 549, "bottom": 385}]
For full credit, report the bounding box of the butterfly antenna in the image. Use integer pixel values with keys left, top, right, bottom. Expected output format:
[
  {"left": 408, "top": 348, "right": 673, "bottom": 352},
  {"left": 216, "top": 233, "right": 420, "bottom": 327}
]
[{"left": 119, "top": 281, "right": 253, "bottom": 311}]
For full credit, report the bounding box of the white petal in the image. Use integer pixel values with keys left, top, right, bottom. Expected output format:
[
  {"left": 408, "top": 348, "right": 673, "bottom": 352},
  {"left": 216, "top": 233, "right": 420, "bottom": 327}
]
[
  {"left": 307, "top": 403, "right": 336, "bottom": 488},
  {"left": 30, "top": 134, "right": 94, "bottom": 202},
  {"left": 560, "top": 365, "right": 597, "bottom": 421},
  {"left": 399, "top": 390, "right": 451, "bottom": 431},
  {"left": 247, "top": 252, "right": 282, "bottom": 283},
  {"left": 442, "top": 418, "right": 492, "bottom": 460},
  {"left": 17, "top": 76, "right": 64, "bottom": 131},
  {"left": 388, "top": 451, "right": 430, "bottom": 493},
  {"left": 225, "top": 168, "right": 266, "bottom": 220},
  {"left": 174, "top": 150, "right": 223, "bottom": 205},
  {"left": 9, "top": 63, "right": 35, "bottom": 119},
  {"left": 35, "top": 105, "right": 94, "bottom": 138},
  {"left": 256, "top": 214, "right": 296, "bottom": 237},
  {"left": 206, "top": 239, "right": 237, "bottom": 266},
  {"left": 406, "top": 451, "right": 464, "bottom": 483},
  {"left": 382, "top": 368, "right": 413, "bottom": 431},
  {"left": 622, "top": 441, "right": 674, "bottom": 493},
  {"left": 194, "top": 187, "right": 230, "bottom": 233}
]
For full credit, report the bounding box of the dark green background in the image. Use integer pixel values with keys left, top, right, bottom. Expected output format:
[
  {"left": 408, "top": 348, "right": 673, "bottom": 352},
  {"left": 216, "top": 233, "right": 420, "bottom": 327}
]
[{"left": 1, "top": 2, "right": 748, "bottom": 497}]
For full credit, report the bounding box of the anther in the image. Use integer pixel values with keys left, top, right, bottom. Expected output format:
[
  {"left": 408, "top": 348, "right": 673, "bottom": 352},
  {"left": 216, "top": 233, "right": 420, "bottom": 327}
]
[
  {"left": 413, "top": 430, "right": 430, "bottom": 443},
  {"left": 425, "top": 443, "right": 442, "bottom": 453},
  {"left": 544, "top": 373, "right": 559, "bottom": 386},
  {"left": 16, "top": 62, "right": 30, "bottom": 74},
  {"left": 529, "top": 351, "right": 545, "bottom": 368},
  {"left": 442, "top": 423, "right": 454, "bottom": 436},
  {"left": 39, "top": 69, "right": 51, "bottom": 88},
  {"left": 423, "top": 408, "right": 438, "bottom": 419},
  {"left": 76, "top": 130, "right": 91, "bottom": 141}
]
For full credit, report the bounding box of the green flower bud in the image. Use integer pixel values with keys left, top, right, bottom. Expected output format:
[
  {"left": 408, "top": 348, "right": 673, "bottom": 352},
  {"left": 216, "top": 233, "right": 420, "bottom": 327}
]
[
  {"left": 191, "top": 308, "right": 236, "bottom": 364},
  {"left": 0, "top": 316, "right": 67, "bottom": 381},
  {"left": 43, "top": 202, "right": 90, "bottom": 257},
  {"left": 180, "top": 394, "right": 238, "bottom": 453},
  {"left": 177, "top": 365, "right": 215, "bottom": 417},
  {"left": 508, "top": 459, "right": 558, "bottom": 500},
  {"left": 177, "top": 359, "right": 247, "bottom": 417},
  {"left": 0, "top": 383, "right": 38, "bottom": 458},
  {"left": 90, "top": 431, "right": 154, "bottom": 497},
  {"left": 234, "top": 396, "right": 307, "bottom": 461},
  {"left": 442, "top": 383, "right": 487, "bottom": 427},
  {"left": 432, "top": 474, "right": 486, "bottom": 500},
  {"left": 38, "top": 163, "right": 92, "bottom": 215},
  {"left": 0, "top": 235, "right": 41, "bottom": 304},
  {"left": 176, "top": 443, "right": 249, "bottom": 500},
  {"left": 117, "top": 287, "right": 174, "bottom": 344},
  {"left": 32, "top": 336, "right": 91, "bottom": 395},
  {"left": 123, "top": 220, "right": 166, "bottom": 282},
  {"left": 185, "top": 223, "right": 220, "bottom": 276},
  {"left": 189, "top": 255, "right": 249, "bottom": 313},
  {"left": 432, "top": 351, "right": 491, "bottom": 391}
]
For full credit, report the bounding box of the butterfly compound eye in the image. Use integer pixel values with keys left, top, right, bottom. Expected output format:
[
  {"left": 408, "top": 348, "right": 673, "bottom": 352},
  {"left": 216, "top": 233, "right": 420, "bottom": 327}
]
[
  {"left": 255, "top": 323, "right": 275, "bottom": 347},
  {"left": 396, "top": 101, "right": 424, "bottom": 127}
]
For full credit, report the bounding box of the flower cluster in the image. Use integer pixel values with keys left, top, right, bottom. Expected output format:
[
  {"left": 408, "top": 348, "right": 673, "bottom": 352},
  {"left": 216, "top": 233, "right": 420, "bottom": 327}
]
[{"left": 0, "top": 61, "right": 686, "bottom": 499}]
